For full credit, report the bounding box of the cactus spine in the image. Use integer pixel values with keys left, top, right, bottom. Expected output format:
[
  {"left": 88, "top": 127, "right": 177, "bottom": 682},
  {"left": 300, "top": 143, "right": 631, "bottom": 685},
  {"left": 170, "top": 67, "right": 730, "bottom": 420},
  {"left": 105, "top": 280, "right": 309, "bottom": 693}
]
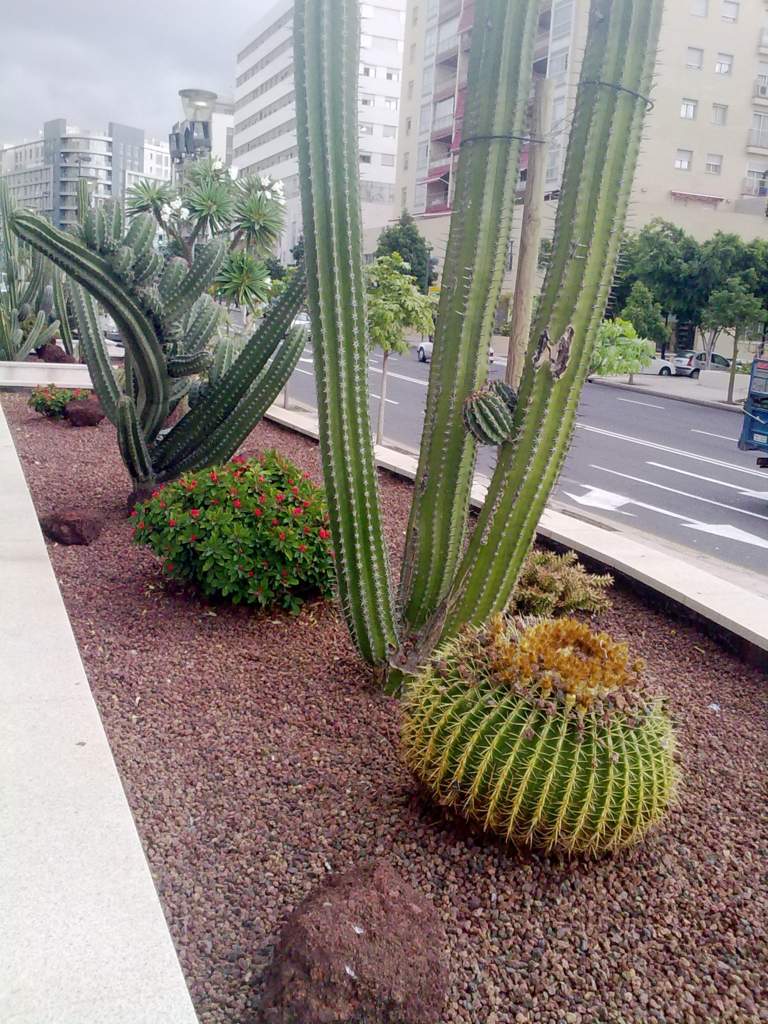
[
  {"left": 12, "top": 205, "right": 307, "bottom": 488},
  {"left": 294, "top": 0, "right": 663, "bottom": 685}
]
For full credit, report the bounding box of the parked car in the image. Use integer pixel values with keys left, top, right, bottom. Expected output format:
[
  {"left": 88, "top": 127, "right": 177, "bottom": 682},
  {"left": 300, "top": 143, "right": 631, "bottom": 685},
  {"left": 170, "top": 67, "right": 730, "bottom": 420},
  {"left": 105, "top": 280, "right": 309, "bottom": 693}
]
[
  {"left": 417, "top": 339, "right": 494, "bottom": 363},
  {"left": 292, "top": 311, "right": 311, "bottom": 329},
  {"left": 640, "top": 356, "right": 674, "bottom": 377},
  {"left": 674, "top": 350, "right": 731, "bottom": 379}
]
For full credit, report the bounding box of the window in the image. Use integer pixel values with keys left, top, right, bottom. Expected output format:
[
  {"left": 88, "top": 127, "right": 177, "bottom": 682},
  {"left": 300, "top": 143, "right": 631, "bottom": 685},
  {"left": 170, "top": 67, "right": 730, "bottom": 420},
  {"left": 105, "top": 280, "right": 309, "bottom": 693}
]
[
  {"left": 675, "top": 148, "right": 693, "bottom": 170},
  {"left": 721, "top": 0, "right": 739, "bottom": 21},
  {"left": 401, "top": 187, "right": 407, "bottom": 209},
  {"left": 691, "top": 0, "right": 708, "bottom": 13},
  {"left": 705, "top": 153, "right": 723, "bottom": 174},
  {"left": 384, "top": 97, "right": 398, "bottom": 112},
  {"left": 552, "top": 1, "right": 574, "bottom": 39},
  {"left": 383, "top": 125, "right": 397, "bottom": 138},
  {"left": 712, "top": 103, "right": 728, "bottom": 125},
  {"left": 359, "top": 153, "right": 372, "bottom": 164},
  {"left": 548, "top": 49, "right": 569, "bottom": 80},
  {"left": 360, "top": 123, "right": 374, "bottom": 135},
  {"left": 680, "top": 98, "right": 698, "bottom": 119},
  {"left": 381, "top": 153, "right": 395, "bottom": 166},
  {"left": 403, "top": 152, "right": 409, "bottom": 170},
  {"left": 408, "top": 79, "right": 414, "bottom": 99},
  {"left": 361, "top": 64, "right": 375, "bottom": 77},
  {"left": 361, "top": 93, "right": 375, "bottom": 107},
  {"left": 686, "top": 46, "right": 704, "bottom": 70},
  {"left": 715, "top": 52, "right": 733, "bottom": 74},
  {"left": 419, "top": 103, "right": 431, "bottom": 132},
  {"left": 405, "top": 116, "right": 412, "bottom": 136},
  {"left": 409, "top": 43, "right": 417, "bottom": 63},
  {"left": 386, "top": 68, "right": 400, "bottom": 82}
]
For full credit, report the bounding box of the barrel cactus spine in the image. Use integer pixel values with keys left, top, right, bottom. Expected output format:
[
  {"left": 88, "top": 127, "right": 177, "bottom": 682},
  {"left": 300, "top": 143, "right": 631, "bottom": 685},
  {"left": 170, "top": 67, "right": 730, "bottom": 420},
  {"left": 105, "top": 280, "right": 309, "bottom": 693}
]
[
  {"left": 403, "top": 617, "right": 677, "bottom": 855},
  {"left": 463, "top": 380, "right": 518, "bottom": 446},
  {"left": 12, "top": 204, "right": 308, "bottom": 489}
]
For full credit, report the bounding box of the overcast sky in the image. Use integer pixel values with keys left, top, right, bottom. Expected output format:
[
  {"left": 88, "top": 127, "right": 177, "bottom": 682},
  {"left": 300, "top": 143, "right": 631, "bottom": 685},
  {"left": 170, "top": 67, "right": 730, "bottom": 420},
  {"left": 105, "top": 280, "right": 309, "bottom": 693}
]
[{"left": 0, "top": 0, "right": 274, "bottom": 146}]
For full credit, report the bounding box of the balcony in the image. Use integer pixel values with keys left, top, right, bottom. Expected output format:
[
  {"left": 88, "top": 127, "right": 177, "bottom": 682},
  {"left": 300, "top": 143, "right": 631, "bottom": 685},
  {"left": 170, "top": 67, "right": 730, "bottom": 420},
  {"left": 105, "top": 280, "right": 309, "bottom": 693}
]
[
  {"left": 425, "top": 195, "right": 451, "bottom": 214},
  {"left": 431, "top": 112, "right": 455, "bottom": 138},
  {"left": 761, "top": 28, "right": 768, "bottom": 54},
  {"left": 755, "top": 75, "right": 768, "bottom": 104},
  {"left": 748, "top": 129, "right": 768, "bottom": 153}
]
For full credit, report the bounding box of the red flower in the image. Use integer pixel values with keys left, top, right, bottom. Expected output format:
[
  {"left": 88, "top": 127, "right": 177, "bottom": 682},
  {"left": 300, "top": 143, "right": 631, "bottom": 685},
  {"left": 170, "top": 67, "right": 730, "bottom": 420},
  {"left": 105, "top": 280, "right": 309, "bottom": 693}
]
[
  {"left": 292, "top": 507, "right": 302, "bottom": 517},
  {"left": 130, "top": 509, "right": 137, "bottom": 517},
  {"left": 253, "top": 508, "right": 263, "bottom": 517},
  {"left": 248, "top": 570, "right": 254, "bottom": 577},
  {"left": 271, "top": 518, "right": 278, "bottom": 526},
  {"left": 190, "top": 509, "right": 201, "bottom": 518},
  {"left": 233, "top": 499, "right": 242, "bottom": 508},
  {"left": 303, "top": 500, "right": 311, "bottom": 509},
  {"left": 259, "top": 474, "right": 265, "bottom": 483},
  {"left": 279, "top": 531, "right": 286, "bottom": 541},
  {"left": 298, "top": 544, "right": 307, "bottom": 553},
  {"left": 151, "top": 490, "right": 160, "bottom": 499},
  {"left": 276, "top": 493, "right": 285, "bottom": 503},
  {"left": 303, "top": 525, "right": 311, "bottom": 535},
  {"left": 169, "top": 519, "right": 177, "bottom": 527},
  {"left": 138, "top": 521, "right": 145, "bottom": 530},
  {"left": 210, "top": 471, "right": 218, "bottom": 483},
  {"left": 165, "top": 562, "right": 174, "bottom": 571},
  {"left": 159, "top": 501, "right": 166, "bottom": 509},
  {"left": 291, "top": 486, "right": 300, "bottom": 496},
  {"left": 190, "top": 533, "right": 198, "bottom": 542},
  {"left": 288, "top": 478, "right": 295, "bottom": 485},
  {"left": 231, "top": 454, "right": 247, "bottom": 465},
  {"left": 319, "top": 528, "right": 331, "bottom": 540}
]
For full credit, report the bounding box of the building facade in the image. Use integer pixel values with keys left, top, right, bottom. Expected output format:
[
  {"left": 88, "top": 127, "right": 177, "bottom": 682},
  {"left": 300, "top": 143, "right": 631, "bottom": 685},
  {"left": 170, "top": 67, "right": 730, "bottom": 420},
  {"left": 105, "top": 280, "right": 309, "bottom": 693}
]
[
  {"left": 233, "top": 0, "right": 406, "bottom": 261},
  {"left": 1, "top": 119, "right": 171, "bottom": 227},
  {"left": 391, "top": 0, "right": 768, "bottom": 278}
]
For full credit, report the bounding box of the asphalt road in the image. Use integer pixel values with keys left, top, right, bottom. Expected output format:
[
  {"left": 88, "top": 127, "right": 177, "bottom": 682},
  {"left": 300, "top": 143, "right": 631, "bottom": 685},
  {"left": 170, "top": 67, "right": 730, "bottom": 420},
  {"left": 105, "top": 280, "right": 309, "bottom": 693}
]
[{"left": 284, "top": 346, "right": 768, "bottom": 578}]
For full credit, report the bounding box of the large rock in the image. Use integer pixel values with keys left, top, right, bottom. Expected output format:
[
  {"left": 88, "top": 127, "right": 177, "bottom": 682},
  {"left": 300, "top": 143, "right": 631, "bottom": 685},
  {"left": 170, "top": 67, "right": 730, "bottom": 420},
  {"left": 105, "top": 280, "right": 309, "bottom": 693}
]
[
  {"left": 35, "top": 343, "right": 76, "bottom": 364},
  {"left": 40, "top": 511, "right": 103, "bottom": 546},
  {"left": 65, "top": 397, "right": 105, "bottom": 427},
  {"left": 260, "top": 861, "right": 448, "bottom": 1024}
]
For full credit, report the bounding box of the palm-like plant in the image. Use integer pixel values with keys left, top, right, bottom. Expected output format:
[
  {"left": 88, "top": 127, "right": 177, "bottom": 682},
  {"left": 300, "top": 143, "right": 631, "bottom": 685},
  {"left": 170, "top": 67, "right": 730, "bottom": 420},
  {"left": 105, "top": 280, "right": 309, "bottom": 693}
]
[
  {"left": 215, "top": 251, "right": 272, "bottom": 319},
  {"left": 232, "top": 179, "right": 285, "bottom": 256},
  {"left": 126, "top": 179, "right": 175, "bottom": 222}
]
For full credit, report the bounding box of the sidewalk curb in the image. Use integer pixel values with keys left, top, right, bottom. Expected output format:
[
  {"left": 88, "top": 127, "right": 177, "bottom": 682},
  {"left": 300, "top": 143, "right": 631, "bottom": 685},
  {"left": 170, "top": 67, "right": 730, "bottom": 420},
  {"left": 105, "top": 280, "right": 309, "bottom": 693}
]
[
  {"left": 265, "top": 403, "right": 768, "bottom": 661},
  {"left": 590, "top": 377, "right": 743, "bottom": 412}
]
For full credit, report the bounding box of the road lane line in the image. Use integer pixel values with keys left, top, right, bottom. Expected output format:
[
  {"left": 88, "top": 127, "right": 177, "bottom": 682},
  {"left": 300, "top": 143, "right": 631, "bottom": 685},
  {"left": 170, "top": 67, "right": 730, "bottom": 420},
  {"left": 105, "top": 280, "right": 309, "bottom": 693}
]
[
  {"left": 616, "top": 398, "right": 665, "bottom": 409},
  {"left": 646, "top": 461, "right": 768, "bottom": 499},
  {"left": 575, "top": 423, "right": 766, "bottom": 478},
  {"left": 295, "top": 368, "right": 313, "bottom": 376},
  {"left": 370, "top": 393, "right": 399, "bottom": 405},
  {"left": 368, "top": 365, "right": 428, "bottom": 387},
  {"left": 691, "top": 428, "right": 737, "bottom": 442},
  {"left": 589, "top": 464, "right": 768, "bottom": 523}
]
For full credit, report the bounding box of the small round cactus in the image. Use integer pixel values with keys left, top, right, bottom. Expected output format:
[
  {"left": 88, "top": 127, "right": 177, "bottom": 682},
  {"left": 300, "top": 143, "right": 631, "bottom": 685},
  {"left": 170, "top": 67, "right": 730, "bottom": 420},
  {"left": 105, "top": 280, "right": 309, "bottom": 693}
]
[
  {"left": 462, "top": 380, "right": 518, "bottom": 445},
  {"left": 402, "top": 617, "right": 676, "bottom": 855}
]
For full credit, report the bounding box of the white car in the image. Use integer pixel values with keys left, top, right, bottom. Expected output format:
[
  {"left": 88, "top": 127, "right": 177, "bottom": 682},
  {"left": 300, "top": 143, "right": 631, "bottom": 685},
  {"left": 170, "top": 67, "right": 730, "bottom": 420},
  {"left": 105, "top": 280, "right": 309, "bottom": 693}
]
[
  {"left": 417, "top": 339, "right": 494, "bottom": 363},
  {"left": 292, "top": 311, "right": 311, "bottom": 329},
  {"left": 639, "top": 356, "right": 674, "bottom": 377}
]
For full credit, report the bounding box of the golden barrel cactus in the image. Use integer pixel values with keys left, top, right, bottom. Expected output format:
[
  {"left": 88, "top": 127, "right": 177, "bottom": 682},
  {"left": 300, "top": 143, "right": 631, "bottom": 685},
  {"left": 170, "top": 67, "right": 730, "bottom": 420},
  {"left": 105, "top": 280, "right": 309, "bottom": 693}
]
[{"left": 402, "top": 617, "right": 676, "bottom": 855}]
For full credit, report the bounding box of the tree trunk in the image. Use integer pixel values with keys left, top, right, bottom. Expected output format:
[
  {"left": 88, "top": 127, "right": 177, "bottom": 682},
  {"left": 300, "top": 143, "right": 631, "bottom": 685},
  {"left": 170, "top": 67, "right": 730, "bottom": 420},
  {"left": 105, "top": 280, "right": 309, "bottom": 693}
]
[
  {"left": 506, "top": 77, "right": 553, "bottom": 389},
  {"left": 628, "top": 372, "right": 635, "bottom": 385},
  {"left": 376, "top": 350, "right": 389, "bottom": 446},
  {"left": 727, "top": 332, "right": 739, "bottom": 404}
]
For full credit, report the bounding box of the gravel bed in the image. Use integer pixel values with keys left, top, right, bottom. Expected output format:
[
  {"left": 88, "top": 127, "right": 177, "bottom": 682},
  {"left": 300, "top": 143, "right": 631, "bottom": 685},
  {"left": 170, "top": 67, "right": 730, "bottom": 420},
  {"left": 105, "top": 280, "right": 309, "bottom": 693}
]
[{"left": 3, "top": 391, "right": 767, "bottom": 1024}]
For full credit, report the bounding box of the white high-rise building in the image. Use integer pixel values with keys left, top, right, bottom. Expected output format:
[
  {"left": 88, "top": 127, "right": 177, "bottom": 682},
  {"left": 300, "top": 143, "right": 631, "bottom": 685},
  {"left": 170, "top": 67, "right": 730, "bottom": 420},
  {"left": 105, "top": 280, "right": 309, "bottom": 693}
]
[{"left": 234, "top": 0, "right": 406, "bottom": 261}]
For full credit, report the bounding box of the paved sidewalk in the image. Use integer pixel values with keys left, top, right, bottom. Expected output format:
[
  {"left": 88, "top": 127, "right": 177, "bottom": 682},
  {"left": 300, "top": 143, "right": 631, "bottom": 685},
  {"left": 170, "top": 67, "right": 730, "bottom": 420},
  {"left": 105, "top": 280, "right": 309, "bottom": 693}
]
[{"left": 588, "top": 374, "right": 745, "bottom": 411}]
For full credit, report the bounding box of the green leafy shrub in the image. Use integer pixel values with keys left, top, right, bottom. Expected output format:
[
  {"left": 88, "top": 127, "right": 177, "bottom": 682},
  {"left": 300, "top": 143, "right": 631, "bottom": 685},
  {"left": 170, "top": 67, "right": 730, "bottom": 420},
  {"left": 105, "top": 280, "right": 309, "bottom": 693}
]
[
  {"left": 510, "top": 549, "right": 612, "bottom": 617},
  {"left": 132, "top": 451, "right": 335, "bottom": 611},
  {"left": 28, "top": 385, "right": 90, "bottom": 419},
  {"left": 403, "top": 616, "right": 676, "bottom": 855}
]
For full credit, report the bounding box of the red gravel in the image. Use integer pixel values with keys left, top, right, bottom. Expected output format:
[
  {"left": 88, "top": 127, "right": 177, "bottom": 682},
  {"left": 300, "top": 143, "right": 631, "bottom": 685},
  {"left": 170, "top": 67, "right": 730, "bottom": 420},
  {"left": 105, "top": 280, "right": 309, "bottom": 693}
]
[{"left": 4, "top": 391, "right": 767, "bottom": 1024}]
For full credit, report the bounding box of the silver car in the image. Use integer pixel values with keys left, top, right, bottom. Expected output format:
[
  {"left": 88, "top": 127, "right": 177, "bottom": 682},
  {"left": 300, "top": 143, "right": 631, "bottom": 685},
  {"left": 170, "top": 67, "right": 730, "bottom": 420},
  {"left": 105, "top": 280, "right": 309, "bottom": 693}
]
[
  {"left": 674, "top": 350, "right": 731, "bottom": 379},
  {"left": 417, "top": 339, "right": 494, "bottom": 363}
]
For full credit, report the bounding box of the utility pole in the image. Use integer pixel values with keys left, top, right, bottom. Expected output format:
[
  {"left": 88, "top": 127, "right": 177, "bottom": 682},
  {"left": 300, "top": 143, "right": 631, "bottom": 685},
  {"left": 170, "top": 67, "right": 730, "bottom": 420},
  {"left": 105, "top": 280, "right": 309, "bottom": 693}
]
[{"left": 506, "top": 76, "right": 553, "bottom": 389}]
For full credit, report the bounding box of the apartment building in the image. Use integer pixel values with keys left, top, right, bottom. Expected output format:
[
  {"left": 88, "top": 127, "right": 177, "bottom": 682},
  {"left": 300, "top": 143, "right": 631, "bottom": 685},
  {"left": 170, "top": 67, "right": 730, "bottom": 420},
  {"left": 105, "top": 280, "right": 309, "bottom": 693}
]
[
  {"left": 391, "top": 0, "right": 768, "bottom": 274},
  {"left": 233, "top": 0, "right": 406, "bottom": 261},
  {"left": 1, "top": 119, "right": 171, "bottom": 227}
]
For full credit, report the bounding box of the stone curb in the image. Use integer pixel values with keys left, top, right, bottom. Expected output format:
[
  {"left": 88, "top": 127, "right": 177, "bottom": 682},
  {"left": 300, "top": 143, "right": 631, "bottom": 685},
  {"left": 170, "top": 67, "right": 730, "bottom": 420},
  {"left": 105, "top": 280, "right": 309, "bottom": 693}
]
[
  {"left": 0, "top": 402, "right": 198, "bottom": 1024},
  {"left": 590, "top": 377, "right": 743, "bottom": 412}
]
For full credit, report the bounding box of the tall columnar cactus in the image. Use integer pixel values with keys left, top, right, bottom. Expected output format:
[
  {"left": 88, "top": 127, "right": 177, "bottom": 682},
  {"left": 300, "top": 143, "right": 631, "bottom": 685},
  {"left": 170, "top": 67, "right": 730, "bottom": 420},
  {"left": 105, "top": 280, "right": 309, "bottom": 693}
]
[
  {"left": 12, "top": 202, "right": 308, "bottom": 489},
  {"left": 402, "top": 617, "right": 677, "bottom": 855},
  {"left": 0, "top": 180, "right": 63, "bottom": 359},
  {"left": 295, "top": 0, "right": 663, "bottom": 686}
]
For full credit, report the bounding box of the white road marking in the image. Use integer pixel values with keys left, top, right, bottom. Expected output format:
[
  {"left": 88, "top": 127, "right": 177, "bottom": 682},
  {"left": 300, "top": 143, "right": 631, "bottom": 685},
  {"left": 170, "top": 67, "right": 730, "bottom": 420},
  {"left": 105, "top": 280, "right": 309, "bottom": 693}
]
[
  {"left": 565, "top": 485, "right": 768, "bottom": 549},
  {"left": 646, "top": 461, "right": 768, "bottom": 500},
  {"left": 370, "top": 393, "right": 399, "bottom": 405},
  {"left": 368, "top": 365, "right": 428, "bottom": 387},
  {"left": 575, "top": 423, "right": 767, "bottom": 478},
  {"left": 589, "top": 464, "right": 768, "bottom": 523},
  {"left": 299, "top": 357, "right": 313, "bottom": 364},
  {"left": 616, "top": 398, "right": 665, "bottom": 410},
  {"left": 295, "top": 368, "right": 313, "bottom": 376},
  {"left": 691, "top": 428, "right": 737, "bottom": 442}
]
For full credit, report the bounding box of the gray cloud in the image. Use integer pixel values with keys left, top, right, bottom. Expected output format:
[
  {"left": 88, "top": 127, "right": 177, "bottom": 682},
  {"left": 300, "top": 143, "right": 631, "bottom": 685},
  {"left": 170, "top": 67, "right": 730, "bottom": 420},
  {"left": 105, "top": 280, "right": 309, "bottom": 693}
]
[{"left": 0, "top": 0, "right": 271, "bottom": 145}]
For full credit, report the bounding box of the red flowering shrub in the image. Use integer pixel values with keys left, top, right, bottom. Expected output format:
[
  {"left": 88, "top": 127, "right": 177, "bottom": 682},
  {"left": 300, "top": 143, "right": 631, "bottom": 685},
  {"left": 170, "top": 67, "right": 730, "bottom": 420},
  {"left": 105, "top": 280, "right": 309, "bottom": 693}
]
[
  {"left": 132, "top": 451, "right": 335, "bottom": 611},
  {"left": 28, "top": 385, "right": 90, "bottom": 419}
]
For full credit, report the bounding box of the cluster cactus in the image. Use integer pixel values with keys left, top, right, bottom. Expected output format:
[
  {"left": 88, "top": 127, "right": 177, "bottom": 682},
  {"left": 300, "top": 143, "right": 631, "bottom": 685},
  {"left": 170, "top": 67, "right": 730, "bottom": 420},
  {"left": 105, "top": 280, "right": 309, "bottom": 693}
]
[
  {"left": 402, "top": 617, "right": 676, "bottom": 854},
  {"left": 294, "top": 0, "right": 663, "bottom": 683},
  {"left": 0, "top": 181, "right": 66, "bottom": 360},
  {"left": 462, "top": 381, "right": 518, "bottom": 446},
  {"left": 12, "top": 200, "right": 307, "bottom": 489}
]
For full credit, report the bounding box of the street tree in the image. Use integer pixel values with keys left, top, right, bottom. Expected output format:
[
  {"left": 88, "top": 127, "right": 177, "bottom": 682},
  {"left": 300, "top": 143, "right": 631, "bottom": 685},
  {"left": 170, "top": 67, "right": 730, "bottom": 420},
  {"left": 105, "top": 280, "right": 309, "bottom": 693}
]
[
  {"left": 375, "top": 211, "right": 436, "bottom": 293},
  {"left": 700, "top": 277, "right": 767, "bottom": 403},
  {"left": 366, "top": 252, "right": 434, "bottom": 443},
  {"left": 590, "top": 317, "right": 655, "bottom": 385},
  {"left": 620, "top": 281, "right": 670, "bottom": 349}
]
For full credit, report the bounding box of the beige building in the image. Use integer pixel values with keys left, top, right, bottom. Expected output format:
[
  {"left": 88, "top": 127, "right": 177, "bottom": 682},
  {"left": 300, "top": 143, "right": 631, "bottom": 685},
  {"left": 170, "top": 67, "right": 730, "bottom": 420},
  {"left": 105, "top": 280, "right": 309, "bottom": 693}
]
[{"left": 384, "top": 0, "right": 768, "bottom": 282}]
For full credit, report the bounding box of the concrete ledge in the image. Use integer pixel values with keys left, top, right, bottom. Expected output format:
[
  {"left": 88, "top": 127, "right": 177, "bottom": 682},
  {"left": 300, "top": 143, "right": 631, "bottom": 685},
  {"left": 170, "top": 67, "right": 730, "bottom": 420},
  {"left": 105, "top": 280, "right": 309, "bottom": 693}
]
[
  {"left": 0, "top": 360, "right": 92, "bottom": 390},
  {"left": 0, "top": 403, "right": 197, "bottom": 1023},
  {"left": 265, "top": 402, "right": 768, "bottom": 657}
]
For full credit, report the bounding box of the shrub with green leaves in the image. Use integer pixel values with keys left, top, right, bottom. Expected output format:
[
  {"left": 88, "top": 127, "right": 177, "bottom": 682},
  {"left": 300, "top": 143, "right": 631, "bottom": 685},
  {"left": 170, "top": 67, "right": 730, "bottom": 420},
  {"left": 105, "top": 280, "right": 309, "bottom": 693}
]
[
  {"left": 510, "top": 549, "right": 613, "bottom": 617},
  {"left": 28, "top": 385, "right": 90, "bottom": 419},
  {"left": 132, "top": 451, "right": 335, "bottom": 611}
]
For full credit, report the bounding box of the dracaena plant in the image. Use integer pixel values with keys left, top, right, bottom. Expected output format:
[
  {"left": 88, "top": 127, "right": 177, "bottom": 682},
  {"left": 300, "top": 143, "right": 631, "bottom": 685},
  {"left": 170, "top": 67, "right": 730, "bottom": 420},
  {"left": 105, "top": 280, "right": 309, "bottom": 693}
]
[
  {"left": 294, "top": 0, "right": 663, "bottom": 688},
  {"left": 12, "top": 198, "right": 308, "bottom": 493}
]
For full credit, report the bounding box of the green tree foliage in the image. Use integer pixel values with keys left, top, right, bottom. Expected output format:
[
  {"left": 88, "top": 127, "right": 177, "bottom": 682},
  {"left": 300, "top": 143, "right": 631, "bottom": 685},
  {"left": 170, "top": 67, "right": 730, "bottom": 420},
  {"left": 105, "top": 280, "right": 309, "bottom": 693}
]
[
  {"left": 375, "top": 211, "right": 436, "bottom": 293},
  {"left": 366, "top": 253, "right": 434, "bottom": 443},
  {"left": 613, "top": 219, "right": 704, "bottom": 325},
  {"left": 590, "top": 318, "right": 655, "bottom": 383},
  {"left": 620, "top": 281, "right": 669, "bottom": 346},
  {"left": 701, "top": 277, "right": 768, "bottom": 402}
]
